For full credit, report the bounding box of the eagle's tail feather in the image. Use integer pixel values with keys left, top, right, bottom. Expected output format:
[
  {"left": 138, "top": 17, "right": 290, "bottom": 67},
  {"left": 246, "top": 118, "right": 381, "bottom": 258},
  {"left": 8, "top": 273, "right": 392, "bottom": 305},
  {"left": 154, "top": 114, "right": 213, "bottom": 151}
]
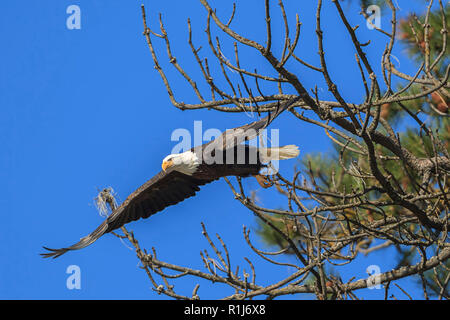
[{"left": 259, "top": 145, "right": 300, "bottom": 162}]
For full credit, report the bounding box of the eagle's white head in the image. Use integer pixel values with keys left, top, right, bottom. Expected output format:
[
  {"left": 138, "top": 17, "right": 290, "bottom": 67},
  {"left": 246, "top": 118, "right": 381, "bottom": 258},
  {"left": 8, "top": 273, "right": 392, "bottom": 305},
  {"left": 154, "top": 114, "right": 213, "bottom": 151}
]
[{"left": 162, "top": 151, "right": 200, "bottom": 175}]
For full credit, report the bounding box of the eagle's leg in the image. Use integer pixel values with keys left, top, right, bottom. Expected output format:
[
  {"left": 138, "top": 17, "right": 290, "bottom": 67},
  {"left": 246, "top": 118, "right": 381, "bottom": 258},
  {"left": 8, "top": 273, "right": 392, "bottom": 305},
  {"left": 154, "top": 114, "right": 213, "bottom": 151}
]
[{"left": 253, "top": 174, "right": 273, "bottom": 188}]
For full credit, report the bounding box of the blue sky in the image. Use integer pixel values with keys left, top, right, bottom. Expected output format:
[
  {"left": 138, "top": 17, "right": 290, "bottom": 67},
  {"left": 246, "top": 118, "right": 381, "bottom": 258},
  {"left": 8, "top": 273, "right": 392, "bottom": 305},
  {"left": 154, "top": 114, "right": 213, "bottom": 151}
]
[{"left": 0, "top": 0, "right": 433, "bottom": 299}]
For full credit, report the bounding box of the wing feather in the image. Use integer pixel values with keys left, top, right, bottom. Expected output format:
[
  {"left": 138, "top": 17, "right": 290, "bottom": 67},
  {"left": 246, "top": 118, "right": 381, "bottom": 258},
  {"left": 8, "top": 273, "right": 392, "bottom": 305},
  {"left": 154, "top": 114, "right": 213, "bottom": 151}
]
[
  {"left": 201, "top": 97, "right": 300, "bottom": 154},
  {"left": 41, "top": 170, "right": 215, "bottom": 258}
]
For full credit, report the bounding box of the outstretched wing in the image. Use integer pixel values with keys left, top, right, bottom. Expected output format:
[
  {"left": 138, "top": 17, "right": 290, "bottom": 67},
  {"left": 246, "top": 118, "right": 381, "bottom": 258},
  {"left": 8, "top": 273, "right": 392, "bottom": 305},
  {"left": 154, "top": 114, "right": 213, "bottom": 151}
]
[
  {"left": 201, "top": 96, "right": 300, "bottom": 153},
  {"left": 41, "top": 170, "right": 215, "bottom": 258}
]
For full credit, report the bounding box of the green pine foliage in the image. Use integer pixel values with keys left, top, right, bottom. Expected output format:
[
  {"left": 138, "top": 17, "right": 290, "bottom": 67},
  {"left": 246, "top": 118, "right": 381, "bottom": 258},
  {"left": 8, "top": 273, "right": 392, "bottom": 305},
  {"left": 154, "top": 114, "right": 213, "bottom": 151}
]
[{"left": 255, "top": 1, "right": 449, "bottom": 298}]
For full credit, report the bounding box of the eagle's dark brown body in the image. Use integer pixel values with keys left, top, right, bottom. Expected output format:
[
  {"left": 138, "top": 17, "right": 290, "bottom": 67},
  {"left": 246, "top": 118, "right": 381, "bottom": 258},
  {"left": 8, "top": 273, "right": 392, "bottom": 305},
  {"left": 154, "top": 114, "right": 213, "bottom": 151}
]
[{"left": 192, "top": 144, "right": 263, "bottom": 180}]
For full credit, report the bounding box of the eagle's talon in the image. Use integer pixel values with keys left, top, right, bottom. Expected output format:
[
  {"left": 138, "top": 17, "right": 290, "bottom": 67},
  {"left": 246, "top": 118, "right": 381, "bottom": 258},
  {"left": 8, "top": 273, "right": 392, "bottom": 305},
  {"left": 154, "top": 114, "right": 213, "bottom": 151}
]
[{"left": 254, "top": 174, "right": 273, "bottom": 189}]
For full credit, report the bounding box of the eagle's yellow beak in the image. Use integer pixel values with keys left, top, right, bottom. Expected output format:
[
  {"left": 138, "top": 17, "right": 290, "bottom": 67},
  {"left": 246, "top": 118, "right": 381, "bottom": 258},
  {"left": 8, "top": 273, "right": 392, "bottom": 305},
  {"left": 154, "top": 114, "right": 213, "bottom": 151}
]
[{"left": 162, "top": 159, "right": 174, "bottom": 172}]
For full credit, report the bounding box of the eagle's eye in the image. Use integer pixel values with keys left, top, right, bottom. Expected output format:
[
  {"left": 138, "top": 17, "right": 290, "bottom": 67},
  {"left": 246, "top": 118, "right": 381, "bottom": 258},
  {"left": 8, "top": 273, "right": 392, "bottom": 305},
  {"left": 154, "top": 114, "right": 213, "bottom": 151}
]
[{"left": 162, "top": 158, "right": 174, "bottom": 172}]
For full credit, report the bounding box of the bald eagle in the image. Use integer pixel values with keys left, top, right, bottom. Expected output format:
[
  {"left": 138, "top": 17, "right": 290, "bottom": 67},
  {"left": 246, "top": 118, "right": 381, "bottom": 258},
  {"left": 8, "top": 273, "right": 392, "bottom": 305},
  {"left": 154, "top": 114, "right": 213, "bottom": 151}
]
[{"left": 41, "top": 97, "right": 300, "bottom": 258}]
